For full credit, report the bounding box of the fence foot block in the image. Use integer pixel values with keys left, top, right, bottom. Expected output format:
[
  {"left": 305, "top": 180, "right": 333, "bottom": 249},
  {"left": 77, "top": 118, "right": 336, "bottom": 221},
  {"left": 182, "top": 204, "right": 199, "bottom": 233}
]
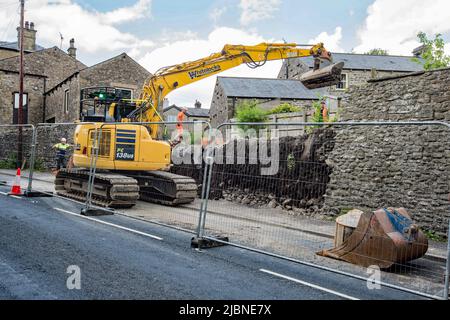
[
  {"left": 80, "top": 208, "right": 114, "bottom": 216},
  {"left": 191, "top": 236, "right": 229, "bottom": 249},
  {"left": 24, "top": 190, "right": 53, "bottom": 197}
]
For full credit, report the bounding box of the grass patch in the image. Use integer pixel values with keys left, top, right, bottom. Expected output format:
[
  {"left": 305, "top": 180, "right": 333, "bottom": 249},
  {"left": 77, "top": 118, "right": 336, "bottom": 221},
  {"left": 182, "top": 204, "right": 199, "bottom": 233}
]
[{"left": 423, "top": 230, "right": 446, "bottom": 242}]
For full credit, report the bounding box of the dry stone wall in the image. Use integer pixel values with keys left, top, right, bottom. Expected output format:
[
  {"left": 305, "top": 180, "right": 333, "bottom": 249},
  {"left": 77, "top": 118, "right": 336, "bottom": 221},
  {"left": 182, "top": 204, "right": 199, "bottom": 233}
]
[
  {"left": 324, "top": 68, "right": 450, "bottom": 237},
  {"left": 0, "top": 124, "right": 75, "bottom": 170}
]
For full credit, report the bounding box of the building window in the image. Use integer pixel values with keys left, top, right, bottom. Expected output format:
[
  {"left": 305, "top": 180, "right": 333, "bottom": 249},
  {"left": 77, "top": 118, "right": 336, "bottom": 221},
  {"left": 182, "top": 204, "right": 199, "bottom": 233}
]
[
  {"left": 335, "top": 73, "right": 348, "bottom": 90},
  {"left": 64, "top": 89, "right": 69, "bottom": 114},
  {"left": 13, "top": 92, "right": 28, "bottom": 124},
  {"left": 167, "top": 115, "right": 177, "bottom": 122},
  {"left": 116, "top": 88, "right": 133, "bottom": 100}
]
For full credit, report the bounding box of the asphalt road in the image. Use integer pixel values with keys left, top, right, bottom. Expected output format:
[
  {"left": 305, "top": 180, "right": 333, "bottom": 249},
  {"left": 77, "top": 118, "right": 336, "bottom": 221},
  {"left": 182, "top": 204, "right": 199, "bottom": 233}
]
[{"left": 0, "top": 185, "right": 428, "bottom": 300}]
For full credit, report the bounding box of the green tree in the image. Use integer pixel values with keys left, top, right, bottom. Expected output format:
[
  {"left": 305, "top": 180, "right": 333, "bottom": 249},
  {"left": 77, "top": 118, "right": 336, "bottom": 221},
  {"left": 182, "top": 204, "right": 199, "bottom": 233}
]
[
  {"left": 234, "top": 100, "right": 268, "bottom": 131},
  {"left": 412, "top": 32, "right": 450, "bottom": 70},
  {"left": 365, "top": 48, "right": 388, "bottom": 55}
]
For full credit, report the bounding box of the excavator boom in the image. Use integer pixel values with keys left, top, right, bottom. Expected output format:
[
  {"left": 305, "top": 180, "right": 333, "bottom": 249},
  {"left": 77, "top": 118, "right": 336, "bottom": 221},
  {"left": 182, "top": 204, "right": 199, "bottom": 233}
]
[
  {"left": 58, "top": 41, "right": 343, "bottom": 210},
  {"left": 136, "top": 42, "right": 343, "bottom": 138}
]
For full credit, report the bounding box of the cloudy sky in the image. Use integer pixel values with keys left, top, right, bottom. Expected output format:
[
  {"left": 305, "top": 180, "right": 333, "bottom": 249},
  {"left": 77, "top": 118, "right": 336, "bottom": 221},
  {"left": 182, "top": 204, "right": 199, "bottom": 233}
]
[{"left": 1, "top": 0, "right": 449, "bottom": 107}]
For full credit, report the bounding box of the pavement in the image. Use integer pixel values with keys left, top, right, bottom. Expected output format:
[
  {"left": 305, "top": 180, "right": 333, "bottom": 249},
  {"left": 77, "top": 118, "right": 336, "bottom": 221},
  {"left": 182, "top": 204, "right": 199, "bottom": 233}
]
[{"left": 0, "top": 182, "right": 430, "bottom": 299}]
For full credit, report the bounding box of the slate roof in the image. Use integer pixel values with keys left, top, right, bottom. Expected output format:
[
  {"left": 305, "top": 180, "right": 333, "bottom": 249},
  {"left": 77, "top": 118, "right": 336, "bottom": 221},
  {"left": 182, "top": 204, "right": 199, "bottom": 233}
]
[
  {"left": 0, "top": 41, "right": 45, "bottom": 53},
  {"left": 297, "top": 53, "right": 423, "bottom": 72},
  {"left": 217, "top": 76, "right": 325, "bottom": 100},
  {"left": 164, "top": 105, "right": 210, "bottom": 118}
]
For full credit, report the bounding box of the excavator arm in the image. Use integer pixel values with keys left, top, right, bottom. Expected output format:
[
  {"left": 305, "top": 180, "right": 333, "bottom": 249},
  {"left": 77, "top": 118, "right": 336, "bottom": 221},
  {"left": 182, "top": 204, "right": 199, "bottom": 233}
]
[{"left": 131, "top": 42, "right": 343, "bottom": 138}]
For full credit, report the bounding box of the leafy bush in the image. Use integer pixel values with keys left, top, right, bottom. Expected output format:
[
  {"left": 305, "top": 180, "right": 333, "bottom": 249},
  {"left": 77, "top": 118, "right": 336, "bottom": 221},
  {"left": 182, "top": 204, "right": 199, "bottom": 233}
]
[
  {"left": 235, "top": 100, "right": 268, "bottom": 131},
  {"left": 0, "top": 153, "right": 18, "bottom": 169},
  {"left": 267, "top": 103, "right": 301, "bottom": 115},
  {"left": 306, "top": 98, "right": 339, "bottom": 133},
  {"left": 33, "top": 157, "right": 47, "bottom": 172}
]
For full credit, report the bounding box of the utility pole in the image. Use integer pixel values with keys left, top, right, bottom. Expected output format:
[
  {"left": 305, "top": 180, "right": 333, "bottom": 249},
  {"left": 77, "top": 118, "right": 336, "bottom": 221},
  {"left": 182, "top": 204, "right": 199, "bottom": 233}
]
[{"left": 17, "top": 0, "right": 25, "bottom": 168}]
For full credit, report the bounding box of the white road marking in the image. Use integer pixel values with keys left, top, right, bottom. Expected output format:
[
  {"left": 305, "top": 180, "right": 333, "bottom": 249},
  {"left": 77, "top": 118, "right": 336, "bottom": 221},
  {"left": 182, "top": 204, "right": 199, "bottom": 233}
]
[
  {"left": 9, "top": 195, "right": 23, "bottom": 199},
  {"left": 260, "top": 268, "right": 360, "bottom": 300},
  {"left": 0, "top": 191, "right": 7, "bottom": 195},
  {"left": 53, "top": 207, "right": 163, "bottom": 241}
]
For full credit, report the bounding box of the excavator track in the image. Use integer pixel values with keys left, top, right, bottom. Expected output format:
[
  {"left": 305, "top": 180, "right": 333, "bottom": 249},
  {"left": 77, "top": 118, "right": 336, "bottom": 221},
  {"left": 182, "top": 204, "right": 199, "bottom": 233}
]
[
  {"left": 125, "top": 171, "right": 198, "bottom": 206},
  {"left": 55, "top": 169, "right": 198, "bottom": 208},
  {"left": 54, "top": 169, "right": 139, "bottom": 208}
]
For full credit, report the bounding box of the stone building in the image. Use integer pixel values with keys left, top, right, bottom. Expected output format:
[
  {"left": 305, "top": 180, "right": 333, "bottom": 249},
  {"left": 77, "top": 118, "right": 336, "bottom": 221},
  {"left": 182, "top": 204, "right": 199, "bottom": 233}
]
[
  {"left": 0, "top": 21, "right": 44, "bottom": 60},
  {"left": 0, "top": 23, "right": 86, "bottom": 124},
  {"left": 278, "top": 52, "right": 424, "bottom": 97},
  {"left": 0, "top": 22, "right": 151, "bottom": 125},
  {"left": 209, "top": 76, "right": 325, "bottom": 127},
  {"left": 44, "top": 53, "right": 151, "bottom": 123},
  {"left": 164, "top": 101, "right": 209, "bottom": 122},
  {"left": 163, "top": 101, "right": 209, "bottom": 135}
]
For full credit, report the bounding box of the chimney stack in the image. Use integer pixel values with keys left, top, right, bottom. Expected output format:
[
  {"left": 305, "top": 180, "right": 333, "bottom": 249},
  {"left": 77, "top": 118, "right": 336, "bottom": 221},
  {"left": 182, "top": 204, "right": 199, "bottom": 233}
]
[
  {"left": 67, "top": 38, "right": 77, "bottom": 59},
  {"left": 17, "top": 21, "right": 37, "bottom": 51},
  {"left": 194, "top": 100, "right": 202, "bottom": 108}
]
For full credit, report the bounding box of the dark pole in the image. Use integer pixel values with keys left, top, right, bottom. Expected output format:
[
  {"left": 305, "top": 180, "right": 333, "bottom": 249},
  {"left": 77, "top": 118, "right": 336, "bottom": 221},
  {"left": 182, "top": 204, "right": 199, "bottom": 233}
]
[{"left": 17, "top": 0, "right": 25, "bottom": 168}]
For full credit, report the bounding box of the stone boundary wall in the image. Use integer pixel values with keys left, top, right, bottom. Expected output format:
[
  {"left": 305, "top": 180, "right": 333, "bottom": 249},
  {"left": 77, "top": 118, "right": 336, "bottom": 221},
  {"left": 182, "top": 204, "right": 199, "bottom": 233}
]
[
  {"left": 323, "top": 68, "right": 450, "bottom": 237},
  {"left": 0, "top": 124, "right": 76, "bottom": 170}
]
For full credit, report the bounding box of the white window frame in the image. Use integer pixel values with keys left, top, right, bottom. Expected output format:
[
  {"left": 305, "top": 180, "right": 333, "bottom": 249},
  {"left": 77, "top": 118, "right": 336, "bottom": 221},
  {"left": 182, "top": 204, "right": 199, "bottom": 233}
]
[
  {"left": 13, "top": 92, "right": 28, "bottom": 124},
  {"left": 63, "top": 89, "right": 69, "bottom": 114},
  {"left": 335, "top": 73, "right": 349, "bottom": 90}
]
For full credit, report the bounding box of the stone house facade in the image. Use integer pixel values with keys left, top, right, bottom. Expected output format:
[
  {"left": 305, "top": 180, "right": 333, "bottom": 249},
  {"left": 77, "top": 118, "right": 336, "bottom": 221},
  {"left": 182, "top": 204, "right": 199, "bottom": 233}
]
[
  {"left": 278, "top": 52, "right": 424, "bottom": 97},
  {"left": 0, "top": 23, "right": 86, "bottom": 125},
  {"left": 0, "top": 23, "right": 152, "bottom": 125},
  {"left": 0, "top": 46, "right": 86, "bottom": 124},
  {"left": 44, "top": 53, "right": 151, "bottom": 123},
  {"left": 210, "top": 76, "right": 326, "bottom": 127}
]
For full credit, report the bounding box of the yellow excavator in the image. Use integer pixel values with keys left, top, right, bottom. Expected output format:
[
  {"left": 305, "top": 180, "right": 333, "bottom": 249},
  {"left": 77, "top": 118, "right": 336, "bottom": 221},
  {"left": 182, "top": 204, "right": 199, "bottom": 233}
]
[{"left": 54, "top": 42, "right": 344, "bottom": 208}]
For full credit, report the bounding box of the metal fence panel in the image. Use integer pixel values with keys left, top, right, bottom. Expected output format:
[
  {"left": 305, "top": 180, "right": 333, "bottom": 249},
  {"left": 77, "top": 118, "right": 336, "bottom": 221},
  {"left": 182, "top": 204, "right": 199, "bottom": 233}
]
[
  {"left": 0, "top": 124, "right": 35, "bottom": 193},
  {"left": 86, "top": 121, "right": 210, "bottom": 233},
  {"left": 199, "top": 121, "right": 450, "bottom": 299}
]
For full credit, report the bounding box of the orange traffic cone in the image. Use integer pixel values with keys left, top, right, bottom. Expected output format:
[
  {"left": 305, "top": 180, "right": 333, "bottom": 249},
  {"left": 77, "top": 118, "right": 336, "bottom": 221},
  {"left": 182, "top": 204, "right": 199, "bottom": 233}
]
[{"left": 9, "top": 168, "right": 22, "bottom": 195}]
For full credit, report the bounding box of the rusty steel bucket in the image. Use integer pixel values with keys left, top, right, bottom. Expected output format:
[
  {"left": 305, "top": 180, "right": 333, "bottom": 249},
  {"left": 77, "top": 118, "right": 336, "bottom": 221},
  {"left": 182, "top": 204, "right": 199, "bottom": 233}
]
[
  {"left": 317, "top": 208, "right": 428, "bottom": 269},
  {"left": 300, "top": 61, "right": 344, "bottom": 89}
]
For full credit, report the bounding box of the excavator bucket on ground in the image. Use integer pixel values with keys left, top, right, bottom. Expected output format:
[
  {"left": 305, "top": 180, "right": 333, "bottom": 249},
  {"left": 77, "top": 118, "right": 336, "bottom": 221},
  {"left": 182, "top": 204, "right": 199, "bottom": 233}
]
[
  {"left": 317, "top": 208, "right": 428, "bottom": 269},
  {"left": 300, "top": 61, "right": 345, "bottom": 89}
]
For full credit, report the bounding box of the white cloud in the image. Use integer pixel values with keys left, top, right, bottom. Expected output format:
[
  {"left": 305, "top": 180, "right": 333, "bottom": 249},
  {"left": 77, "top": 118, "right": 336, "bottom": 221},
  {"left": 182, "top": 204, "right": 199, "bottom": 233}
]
[
  {"left": 0, "top": 0, "right": 154, "bottom": 56},
  {"left": 354, "top": 0, "right": 450, "bottom": 55},
  {"left": 100, "top": 0, "right": 152, "bottom": 25},
  {"left": 239, "top": 0, "right": 281, "bottom": 26},
  {"left": 209, "top": 7, "right": 227, "bottom": 25},
  {"left": 309, "top": 27, "right": 344, "bottom": 52},
  {"left": 349, "top": 9, "right": 354, "bottom": 17},
  {"left": 139, "top": 27, "right": 282, "bottom": 107}
]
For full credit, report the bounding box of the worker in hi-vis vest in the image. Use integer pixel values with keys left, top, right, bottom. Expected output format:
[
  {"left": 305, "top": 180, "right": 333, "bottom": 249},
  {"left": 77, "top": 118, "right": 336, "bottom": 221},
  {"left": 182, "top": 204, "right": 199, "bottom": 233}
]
[{"left": 52, "top": 138, "right": 72, "bottom": 171}]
